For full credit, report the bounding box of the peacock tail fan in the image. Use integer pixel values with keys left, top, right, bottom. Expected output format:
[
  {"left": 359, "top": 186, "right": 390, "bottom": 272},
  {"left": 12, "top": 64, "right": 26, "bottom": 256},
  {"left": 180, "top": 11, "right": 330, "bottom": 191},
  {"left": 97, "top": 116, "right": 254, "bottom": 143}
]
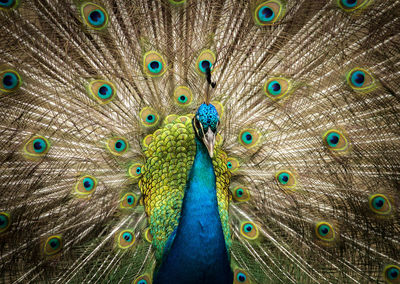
[{"left": 0, "top": 0, "right": 399, "bottom": 283}]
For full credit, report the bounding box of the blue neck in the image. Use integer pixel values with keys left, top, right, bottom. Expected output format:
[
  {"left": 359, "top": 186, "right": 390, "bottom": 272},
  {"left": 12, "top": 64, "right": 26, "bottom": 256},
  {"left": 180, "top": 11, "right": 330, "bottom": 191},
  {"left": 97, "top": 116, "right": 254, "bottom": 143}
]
[{"left": 154, "top": 136, "right": 232, "bottom": 284}]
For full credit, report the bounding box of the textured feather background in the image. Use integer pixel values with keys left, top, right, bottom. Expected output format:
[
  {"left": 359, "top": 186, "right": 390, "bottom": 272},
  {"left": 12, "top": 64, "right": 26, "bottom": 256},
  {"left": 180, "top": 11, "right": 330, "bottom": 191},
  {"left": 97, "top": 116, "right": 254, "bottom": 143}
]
[{"left": 0, "top": 0, "right": 400, "bottom": 283}]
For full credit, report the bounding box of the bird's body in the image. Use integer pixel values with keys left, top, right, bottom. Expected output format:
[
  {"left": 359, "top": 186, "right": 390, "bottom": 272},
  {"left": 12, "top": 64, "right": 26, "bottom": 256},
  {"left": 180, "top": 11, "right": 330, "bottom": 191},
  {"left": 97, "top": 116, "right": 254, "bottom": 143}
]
[
  {"left": 154, "top": 135, "right": 232, "bottom": 284},
  {"left": 1, "top": 0, "right": 400, "bottom": 283}
]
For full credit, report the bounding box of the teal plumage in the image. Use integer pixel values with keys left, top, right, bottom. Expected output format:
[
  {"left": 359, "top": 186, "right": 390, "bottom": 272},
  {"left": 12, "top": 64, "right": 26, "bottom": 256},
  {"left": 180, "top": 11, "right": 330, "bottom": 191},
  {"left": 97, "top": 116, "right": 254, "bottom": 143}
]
[{"left": 0, "top": 0, "right": 400, "bottom": 283}]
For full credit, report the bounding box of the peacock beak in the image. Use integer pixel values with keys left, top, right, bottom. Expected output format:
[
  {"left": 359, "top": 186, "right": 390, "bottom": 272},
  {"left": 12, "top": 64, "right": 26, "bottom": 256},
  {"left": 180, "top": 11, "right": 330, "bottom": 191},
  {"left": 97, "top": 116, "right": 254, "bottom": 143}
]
[{"left": 203, "top": 127, "right": 216, "bottom": 158}]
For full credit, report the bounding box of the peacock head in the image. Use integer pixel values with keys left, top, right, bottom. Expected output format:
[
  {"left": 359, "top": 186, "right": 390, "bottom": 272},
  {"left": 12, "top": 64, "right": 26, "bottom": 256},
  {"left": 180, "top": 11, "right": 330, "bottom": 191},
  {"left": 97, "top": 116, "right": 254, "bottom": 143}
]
[{"left": 193, "top": 103, "right": 220, "bottom": 158}]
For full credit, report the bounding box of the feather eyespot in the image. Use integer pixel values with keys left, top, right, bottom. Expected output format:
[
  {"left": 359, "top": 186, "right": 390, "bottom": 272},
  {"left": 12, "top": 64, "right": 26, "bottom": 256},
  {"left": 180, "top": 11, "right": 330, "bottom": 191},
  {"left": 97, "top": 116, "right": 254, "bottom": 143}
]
[
  {"left": 338, "top": 0, "right": 372, "bottom": 12},
  {"left": 275, "top": 170, "right": 296, "bottom": 189},
  {"left": 240, "top": 221, "right": 259, "bottom": 240},
  {"left": 106, "top": 137, "right": 128, "bottom": 155},
  {"left": 0, "top": 69, "right": 22, "bottom": 92},
  {"left": 174, "top": 86, "right": 193, "bottom": 107},
  {"left": 0, "top": 0, "right": 19, "bottom": 10},
  {"left": 232, "top": 186, "right": 250, "bottom": 202},
  {"left": 133, "top": 274, "right": 151, "bottom": 284},
  {"left": 346, "top": 68, "right": 376, "bottom": 93},
  {"left": 234, "top": 269, "right": 250, "bottom": 284},
  {"left": 264, "top": 77, "right": 291, "bottom": 100},
  {"left": 254, "top": 1, "right": 285, "bottom": 26},
  {"left": 81, "top": 2, "right": 108, "bottom": 30},
  {"left": 116, "top": 229, "right": 135, "bottom": 249},
  {"left": 43, "top": 235, "right": 63, "bottom": 256},
  {"left": 196, "top": 50, "right": 216, "bottom": 75},
  {"left": 315, "top": 222, "right": 335, "bottom": 242},
  {"left": 0, "top": 212, "right": 11, "bottom": 233},
  {"left": 140, "top": 107, "right": 159, "bottom": 127},
  {"left": 369, "top": 194, "right": 392, "bottom": 216},
  {"left": 227, "top": 157, "right": 240, "bottom": 172},
  {"left": 88, "top": 80, "right": 116, "bottom": 104},
  {"left": 323, "top": 129, "right": 349, "bottom": 152},
  {"left": 143, "top": 51, "right": 167, "bottom": 77},
  {"left": 129, "top": 163, "right": 143, "bottom": 179},
  {"left": 23, "top": 136, "right": 50, "bottom": 158},
  {"left": 384, "top": 265, "right": 400, "bottom": 283},
  {"left": 120, "top": 192, "right": 138, "bottom": 209},
  {"left": 75, "top": 175, "right": 97, "bottom": 196},
  {"left": 239, "top": 129, "right": 261, "bottom": 149}
]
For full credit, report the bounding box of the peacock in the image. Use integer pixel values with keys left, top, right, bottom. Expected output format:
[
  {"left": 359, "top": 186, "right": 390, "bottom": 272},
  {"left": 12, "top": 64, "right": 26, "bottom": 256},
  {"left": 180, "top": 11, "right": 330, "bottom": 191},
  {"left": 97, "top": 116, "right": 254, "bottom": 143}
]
[{"left": 0, "top": 0, "right": 400, "bottom": 283}]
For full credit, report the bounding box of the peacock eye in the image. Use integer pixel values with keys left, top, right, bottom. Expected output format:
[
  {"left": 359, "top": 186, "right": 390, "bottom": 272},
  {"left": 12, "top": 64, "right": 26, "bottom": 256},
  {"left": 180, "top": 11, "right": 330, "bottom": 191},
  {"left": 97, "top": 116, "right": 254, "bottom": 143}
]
[
  {"left": 89, "top": 80, "right": 116, "bottom": 104},
  {"left": 0, "top": 212, "right": 11, "bottom": 233},
  {"left": 43, "top": 235, "right": 63, "bottom": 256},
  {"left": 268, "top": 81, "right": 281, "bottom": 95},
  {"left": 0, "top": 0, "right": 18, "bottom": 9},
  {"left": 174, "top": 86, "right": 193, "bottom": 107},
  {"left": 237, "top": 273, "right": 246, "bottom": 282},
  {"left": 128, "top": 163, "right": 143, "bottom": 179},
  {"left": 243, "top": 132, "right": 253, "bottom": 144},
  {"left": 226, "top": 157, "right": 240, "bottom": 172},
  {"left": 179, "top": 95, "right": 187, "bottom": 103},
  {"left": 236, "top": 272, "right": 247, "bottom": 283},
  {"left": 75, "top": 175, "right": 97, "bottom": 196},
  {"left": 275, "top": 170, "right": 296, "bottom": 189},
  {"left": 33, "top": 139, "right": 46, "bottom": 153},
  {"left": 240, "top": 221, "right": 259, "bottom": 240},
  {"left": 264, "top": 77, "right": 291, "bottom": 100},
  {"left": 133, "top": 274, "right": 151, "bottom": 284},
  {"left": 83, "top": 178, "right": 94, "bottom": 190},
  {"left": 89, "top": 10, "right": 105, "bottom": 26},
  {"left": 115, "top": 140, "right": 126, "bottom": 151},
  {"left": 0, "top": 70, "right": 22, "bottom": 92},
  {"left": 315, "top": 222, "right": 336, "bottom": 242},
  {"left": 98, "top": 84, "right": 113, "bottom": 99},
  {"left": 143, "top": 51, "right": 167, "bottom": 77},
  {"left": 346, "top": 68, "right": 375, "bottom": 93},
  {"left": 384, "top": 265, "right": 400, "bottom": 282},
  {"left": 140, "top": 107, "right": 159, "bottom": 127},
  {"left": 196, "top": 49, "right": 216, "bottom": 75},
  {"left": 148, "top": 60, "right": 163, "bottom": 73},
  {"left": 327, "top": 132, "right": 339, "bottom": 147},
  {"left": 199, "top": 60, "right": 212, "bottom": 73},
  {"left": 234, "top": 269, "right": 250, "bottom": 284},
  {"left": 239, "top": 129, "right": 261, "bottom": 149},
  {"left": 369, "top": 194, "right": 392, "bottom": 215},
  {"left": 278, "top": 172, "right": 288, "bottom": 184},
  {"left": 232, "top": 186, "right": 250, "bottom": 202},
  {"left": 323, "top": 129, "right": 348, "bottom": 152},
  {"left": 339, "top": 0, "right": 371, "bottom": 11},
  {"left": 107, "top": 137, "right": 128, "bottom": 155},
  {"left": 254, "top": 1, "right": 285, "bottom": 26},
  {"left": 120, "top": 193, "right": 138, "bottom": 208},
  {"left": 117, "top": 230, "right": 135, "bottom": 249},
  {"left": 146, "top": 115, "right": 155, "bottom": 123},
  {"left": 81, "top": 3, "right": 108, "bottom": 30},
  {"left": 24, "top": 136, "right": 50, "bottom": 157},
  {"left": 341, "top": 0, "right": 357, "bottom": 7}
]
